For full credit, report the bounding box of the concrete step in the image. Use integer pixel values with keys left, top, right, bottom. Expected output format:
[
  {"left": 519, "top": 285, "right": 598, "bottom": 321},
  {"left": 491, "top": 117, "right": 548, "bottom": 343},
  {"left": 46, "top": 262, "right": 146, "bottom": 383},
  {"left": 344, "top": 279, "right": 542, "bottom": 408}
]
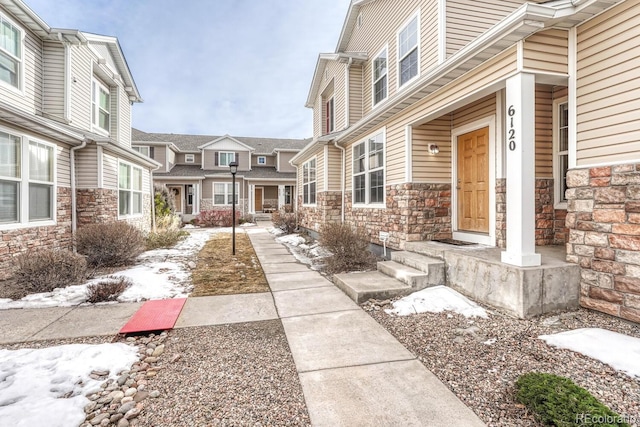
[
  {"left": 390, "top": 251, "right": 445, "bottom": 286},
  {"left": 377, "top": 260, "right": 431, "bottom": 290},
  {"left": 333, "top": 271, "right": 412, "bottom": 304},
  {"left": 403, "top": 241, "right": 448, "bottom": 259}
]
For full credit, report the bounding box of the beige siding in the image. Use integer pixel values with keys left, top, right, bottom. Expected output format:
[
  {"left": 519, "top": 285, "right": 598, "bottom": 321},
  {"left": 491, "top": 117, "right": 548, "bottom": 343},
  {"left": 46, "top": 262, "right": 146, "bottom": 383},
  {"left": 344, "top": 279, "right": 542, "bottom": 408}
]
[
  {"left": 56, "top": 144, "right": 71, "bottom": 188},
  {"left": 201, "top": 149, "right": 250, "bottom": 171},
  {"left": 278, "top": 152, "right": 297, "bottom": 172},
  {"left": 42, "top": 42, "right": 66, "bottom": 119},
  {"left": 117, "top": 85, "right": 131, "bottom": 147},
  {"left": 151, "top": 146, "right": 167, "bottom": 172},
  {"left": 75, "top": 145, "right": 98, "bottom": 188},
  {"left": 349, "top": 65, "right": 363, "bottom": 125},
  {"left": 313, "top": 96, "right": 322, "bottom": 138},
  {"left": 446, "top": 0, "right": 533, "bottom": 57},
  {"left": 167, "top": 147, "right": 176, "bottom": 170},
  {"left": 109, "top": 85, "right": 119, "bottom": 141},
  {"left": 535, "top": 85, "right": 553, "bottom": 178},
  {"left": 176, "top": 152, "right": 201, "bottom": 165},
  {"left": 316, "top": 150, "right": 325, "bottom": 193},
  {"left": 103, "top": 151, "right": 118, "bottom": 189},
  {"left": 69, "top": 45, "right": 93, "bottom": 130},
  {"left": 412, "top": 116, "right": 452, "bottom": 182},
  {"left": 576, "top": 0, "right": 640, "bottom": 165},
  {"left": 296, "top": 146, "right": 323, "bottom": 197},
  {"left": 315, "top": 60, "right": 346, "bottom": 136},
  {"left": 523, "top": 29, "right": 569, "bottom": 74},
  {"left": 452, "top": 94, "right": 495, "bottom": 128},
  {"left": 252, "top": 154, "right": 276, "bottom": 167},
  {"left": 326, "top": 145, "right": 342, "bottom": 191}
]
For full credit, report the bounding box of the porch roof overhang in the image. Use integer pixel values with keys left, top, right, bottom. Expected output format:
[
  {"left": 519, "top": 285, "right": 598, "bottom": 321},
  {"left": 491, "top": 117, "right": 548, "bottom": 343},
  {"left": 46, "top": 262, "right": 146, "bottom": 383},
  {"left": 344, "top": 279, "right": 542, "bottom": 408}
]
[
  {"left": 0, "top": 101, "right": 84, "bottom": 145},
  {"left": 334, "top": 0, "right": 620, "bottom": 145},
  {"left": 94, "top": 139, "right": 162, "bottom": 169},
  {"left": 289, "top": 131, "right": 344, "bottom": 165}
]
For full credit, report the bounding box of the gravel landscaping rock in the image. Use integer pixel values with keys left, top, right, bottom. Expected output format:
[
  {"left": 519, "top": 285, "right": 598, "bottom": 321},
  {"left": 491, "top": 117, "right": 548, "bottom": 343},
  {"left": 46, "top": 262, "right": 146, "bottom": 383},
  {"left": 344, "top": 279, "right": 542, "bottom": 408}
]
[{"left": 363, "top": 300, "right": 640, "bottom": 426}]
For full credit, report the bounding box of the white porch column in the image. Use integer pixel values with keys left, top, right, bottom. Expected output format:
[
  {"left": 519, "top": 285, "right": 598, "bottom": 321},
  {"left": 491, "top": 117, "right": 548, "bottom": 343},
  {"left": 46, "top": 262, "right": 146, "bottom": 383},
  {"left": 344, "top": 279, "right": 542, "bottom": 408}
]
[
  {"left": 278, "top": 185, "right": 285, "bottom": 208},
  {"left": 193, "top": 183, "right": 200, "bottom": 214},
  {"left": 501, "top": 72, "right": 541, "bottom": 267},
  {"left": 249, "top": 184, "right": 255, "bottom": 214}
]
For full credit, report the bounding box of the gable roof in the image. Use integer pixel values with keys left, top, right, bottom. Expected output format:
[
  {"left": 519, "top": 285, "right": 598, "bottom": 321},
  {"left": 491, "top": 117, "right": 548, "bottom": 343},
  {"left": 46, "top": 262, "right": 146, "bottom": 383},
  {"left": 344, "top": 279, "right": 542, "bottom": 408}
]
[
  {"left": 131, "top": 128, "right": 311, "bottom": 155},
  {"left": 197, "top": 135, "right": 254, "bottom": 151}
]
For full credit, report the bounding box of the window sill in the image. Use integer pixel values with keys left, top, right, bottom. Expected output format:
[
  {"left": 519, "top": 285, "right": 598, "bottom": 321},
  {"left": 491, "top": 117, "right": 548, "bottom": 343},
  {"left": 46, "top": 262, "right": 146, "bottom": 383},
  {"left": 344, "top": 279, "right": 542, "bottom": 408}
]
[
  {"left": 92, "top": 126, "right": 110, "bottom": 137},
  {"left": 0, "top": 220, "right": 56, "bottom": 231},
  {"left": 302, "top": 204, "right": 317, "bottom": 208},
  {"left": 118, "top": 213, "right": 143, "bottom": 220},
  {"left": 352, "top": 203, "right": 386, "bottom": 209},
  {"left": 0, "top": 80, "right": 24, "bottom": 96},
  {"left": 554, "top": 202, "right": 568, "bottom": 210}
]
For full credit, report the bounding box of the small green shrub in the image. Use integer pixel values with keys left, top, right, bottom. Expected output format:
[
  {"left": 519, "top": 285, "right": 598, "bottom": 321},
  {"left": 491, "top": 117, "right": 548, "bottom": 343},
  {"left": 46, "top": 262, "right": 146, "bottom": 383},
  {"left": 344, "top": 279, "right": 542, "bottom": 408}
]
[
  {"left": 76, "top": 221, "right": 145, "bottom": 267},
  {"left": 319, "top": 222, "right": 378, "bottom": 274},
  {"left": 146, "top": 229, "right": 188, "bottom": 250},
  {"left": 156, "top": 213, "right": 182, "bottom": 231},
  {"left": 154, "top": 184, "right": 175, "bottom": 217},
  {"left": 515, "top": 372, "right": 630, "bottom": 427},
  {"left": 14, "top": 249, "right": 87, "bottom": 295},
  {"left": 272, "top": 210, "right": 296, "bottom": 234},
  {"left": 86, "top": 276, "right": 132, "bottom": 303}
]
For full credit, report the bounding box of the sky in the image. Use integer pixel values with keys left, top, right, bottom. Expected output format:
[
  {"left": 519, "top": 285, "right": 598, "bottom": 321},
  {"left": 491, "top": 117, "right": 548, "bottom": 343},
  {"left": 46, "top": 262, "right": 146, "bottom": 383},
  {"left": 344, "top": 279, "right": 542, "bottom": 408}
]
[{"left": 24, "top": 0, "right": 350, "bottom": 139}]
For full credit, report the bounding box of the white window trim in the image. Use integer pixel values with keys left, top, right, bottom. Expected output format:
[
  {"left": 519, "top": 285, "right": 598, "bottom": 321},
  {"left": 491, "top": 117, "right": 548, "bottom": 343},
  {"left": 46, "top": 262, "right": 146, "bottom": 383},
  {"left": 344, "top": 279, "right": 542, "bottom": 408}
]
[
  {"left": 118, "top": 160, "right": 144, "bottom": 218},
  {"left": 372, "top": 45, "right": 389, "bottom": 108},
  {"left": 302, "top": 157, "right": 317, "bottom": 206},
  {"left": 553, "top": 97, "right": 569, "bottom": 209},
  {"left": 257, "top": 156, "right": 267, "bottom": 165},
  {"left": 396, "top": 10, "right": 421, "bottom": 90},
  {"left": 212, "top": 181, "right": 240, "bottom": 205},
  {"left": 0, "top": 128, "right": 57, "bottom": 230},
  {"left": 91, "top": 78, "right": 111, "bottom": 136},
  {"left": 0, "top": 12, "right": 24, "bottom": 94},
  {"left": 133, "top": 146, "right": 150, "bottom": 157},
  {"left": 326, "top": 96, "right": 335, "bottom": 134},
  {"left": 352, "top": 127, "right": 386, "bottom": 209},
  {"left": 218, "top": 151, "right": 236, "bottom": 167},
  {"left": 185, "top": 153, "right": 195, "bottom": 163}
]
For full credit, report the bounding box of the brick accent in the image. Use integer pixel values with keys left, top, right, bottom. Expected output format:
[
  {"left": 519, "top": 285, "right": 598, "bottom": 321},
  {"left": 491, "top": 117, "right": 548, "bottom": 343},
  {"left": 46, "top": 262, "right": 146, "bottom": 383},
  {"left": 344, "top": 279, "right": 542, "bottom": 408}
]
[
  {"left": 0, "top": 187, "right": 73, "bottom": 280},
  {"left": 567, "top": 163, "right": 640, "bottom": 322}
]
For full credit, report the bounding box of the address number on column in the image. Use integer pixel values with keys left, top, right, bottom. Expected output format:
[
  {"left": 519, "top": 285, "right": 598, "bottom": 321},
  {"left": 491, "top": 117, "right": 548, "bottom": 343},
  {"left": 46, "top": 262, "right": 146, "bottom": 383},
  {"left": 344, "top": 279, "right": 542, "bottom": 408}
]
[{"left": 508, "top": 105, "right": 516, "bottom": 151}]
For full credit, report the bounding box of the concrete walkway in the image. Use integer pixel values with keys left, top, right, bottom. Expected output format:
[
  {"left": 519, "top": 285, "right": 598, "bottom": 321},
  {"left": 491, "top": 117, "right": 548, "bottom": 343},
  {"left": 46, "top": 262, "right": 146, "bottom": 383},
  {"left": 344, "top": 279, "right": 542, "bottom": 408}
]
[{"left": 0, "top": 226, "right": 485, "bottom": 426}]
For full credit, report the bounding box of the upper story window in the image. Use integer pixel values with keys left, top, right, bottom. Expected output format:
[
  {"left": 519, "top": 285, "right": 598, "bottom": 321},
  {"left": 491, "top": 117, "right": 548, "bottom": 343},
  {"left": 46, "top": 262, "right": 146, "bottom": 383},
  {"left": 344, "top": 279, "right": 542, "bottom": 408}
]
[
  {"left": 398, "top": 14, "right": 419, "bottom": 87},
  {"left": 302, "top": 158, "right": 316, "bottom": 205},
  {"left": 216, "top": 151, "right": 237, "bottom": 167},
  {"left": 257, "top": 156, "right": 266, "bottom": 165},
  {"left": 353, "top": 130, "right": 385, "bottom": 206},
  {"left": 133, "top": 146, "right": 153, "bottom": 158},
  {"left": 325, "top": 97, "right": 334, "bottom": 134},
  {"left": 185, "top": 154, "right": 195, "bottom": 163},
  {"left": 92, "top": 79, "right": 110, "bottom": 134},
  {"left": 0, "top": 130, "right": 55, "bottom": 226},
  {"left": 0, "top": 14, "right": 22, "bottom": 89},
  {"left": 373, "top": 47, "right": 388, "bottom": 105},
  {"left": 554, "top": 99, "right": 569, "bottom": 208},
  {"left": 118, "top": 161, "right": 143, "bottom": 217}
]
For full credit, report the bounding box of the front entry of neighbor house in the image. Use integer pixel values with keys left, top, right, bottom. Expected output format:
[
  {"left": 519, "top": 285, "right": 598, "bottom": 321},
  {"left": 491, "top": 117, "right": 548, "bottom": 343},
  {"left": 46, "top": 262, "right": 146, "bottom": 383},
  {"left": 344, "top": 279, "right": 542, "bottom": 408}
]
[
  {"left": 170, "top": 186, "right": 182, "bottom": 213},
  {"left": 456, "top": 127, "right": 490, "bottom": 238},
  {"left": 255, "top": 187, "right": 264, "bottom": 212}
]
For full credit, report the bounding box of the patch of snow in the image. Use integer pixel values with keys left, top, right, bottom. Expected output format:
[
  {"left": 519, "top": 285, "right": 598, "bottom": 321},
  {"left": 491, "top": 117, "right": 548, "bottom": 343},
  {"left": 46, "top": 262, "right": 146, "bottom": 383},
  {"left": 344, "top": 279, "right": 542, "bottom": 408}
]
[
  {"left": 483, "top": 338, "right": 497, "bottom": 345},
  {"left": 182, "top": 224, "right": 196, "bottom": 229},
  {"left": 385, "top": 286, "right": 488, "bottom": 318},
  {"left": 269, "top": 227, "right": 285, "bottom": 236},
  {"left": 540, "top": 328, "right": 640, "bottom": 378},
  {"left": 276, "top": 234, "right": 306, "bottom": 246},
  {"left": 239, "top": 222, "right": 256, "bottom": 227},
  {"left": 0, "top": 343, "right": 138, "bottom": 427}
]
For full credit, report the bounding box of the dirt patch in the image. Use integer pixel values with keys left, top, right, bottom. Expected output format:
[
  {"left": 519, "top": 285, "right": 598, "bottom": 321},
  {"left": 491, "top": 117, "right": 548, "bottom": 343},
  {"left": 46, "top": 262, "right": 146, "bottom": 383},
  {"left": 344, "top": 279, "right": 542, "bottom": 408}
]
[{"left": 191, "top": 232, "right": 269, "bottom": 296}]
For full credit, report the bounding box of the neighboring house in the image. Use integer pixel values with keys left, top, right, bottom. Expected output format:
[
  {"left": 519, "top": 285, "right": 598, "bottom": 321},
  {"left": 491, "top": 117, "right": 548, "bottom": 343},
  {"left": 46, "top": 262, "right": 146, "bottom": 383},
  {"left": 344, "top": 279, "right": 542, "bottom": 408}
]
[
  {"left": 131, "top": 129, "right": 308, "bottom": 220},
  {"left": 292, "top": 0, "right": 640, "bottom": 323},
  {"left": 0, "top": 0, "right": 159, "bottom": 279}
]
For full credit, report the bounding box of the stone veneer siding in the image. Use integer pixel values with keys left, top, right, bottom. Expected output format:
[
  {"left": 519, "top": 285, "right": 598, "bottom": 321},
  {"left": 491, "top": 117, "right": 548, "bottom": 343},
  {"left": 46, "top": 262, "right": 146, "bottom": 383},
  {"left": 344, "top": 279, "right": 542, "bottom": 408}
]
[
  {"left": 76, "top": 189, "right": 118, "bottom": 226},
  {"left": 0, "top": 187, "right": 73, "bottom": 280},
  {"left": 297, "top": 191, "right": 342, "bottom": 232},
  {"left": 566, "top": 164, "right": 640, "bottom": 323},
  {"left": 200, "top": 199, "right": 248, "bottom": 215}
]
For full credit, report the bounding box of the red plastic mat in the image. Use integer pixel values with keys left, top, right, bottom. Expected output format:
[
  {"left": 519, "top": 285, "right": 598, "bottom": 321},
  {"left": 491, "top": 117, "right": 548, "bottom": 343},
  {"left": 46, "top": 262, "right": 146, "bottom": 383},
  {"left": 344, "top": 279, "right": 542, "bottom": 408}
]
[{"left": 120, "top": 298, "right": 187, "bottom": 334}]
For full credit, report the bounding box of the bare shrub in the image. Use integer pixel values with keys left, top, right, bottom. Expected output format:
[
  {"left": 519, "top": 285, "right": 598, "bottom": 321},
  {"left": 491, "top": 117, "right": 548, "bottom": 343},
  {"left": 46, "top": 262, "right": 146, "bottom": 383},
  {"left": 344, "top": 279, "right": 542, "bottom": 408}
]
[
  {"left": 14, "top": 249, "right": 87, "bottom": 295},
  {"left": 156, "top": 213, "right": 181, "bottom": 231},
  {"left": 86, "top": 276, "right": 132, "bottom": 303},
  {"left": 146, "top": 229, "right": 188, "bottom": 250},
  {"left": 272, "top": 210, "right": 297, "bottom": 234},
  {"left": 196, "top": 210, "right": 240, "bottom": 227},
  {"left": 76, "top": 222, "right": 145, "bottom": 267},
  {"left": 239, "top": 214, "right": 255, "bottom": 225},
  {"left": 319, "top": 222, "right": 378, "bottom": 274}
]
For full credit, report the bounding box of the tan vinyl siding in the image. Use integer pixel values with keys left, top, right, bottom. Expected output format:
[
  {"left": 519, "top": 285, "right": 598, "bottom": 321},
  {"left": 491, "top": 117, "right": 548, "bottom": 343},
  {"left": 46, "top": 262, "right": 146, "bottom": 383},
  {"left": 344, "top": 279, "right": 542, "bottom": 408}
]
[
  {"left": 576, "top": 0, "right": 640, "bottom": 165},
  {"left": 326, "top": 145, "right": 342, "bottom": 191},
  {"left": 316, "top": 61, "right": 345, "bottom": 135},
  {"left": 142, "top": 167, "right": 151, "bottom": 192},
  {"left": 69, "top": 45, "right": 93, "bottom": 130},
  {"left": 523, "top": 29, "right": 569, "bottom": 75},
  {"left": 412, "top": 116, "right": 451, "bottom": 182},
  {"left": 177, "top": 152, "right": 201, "bottom": 165},
  {"left": 296, "top": 147, "right": 322, "bottom": 196},
  {"left": 102, "top": 151, "right": 118, "bottom": 189},
  {"left": 201, "top": 149, "right": 250, "bottom": 171},
  {"left": 277, "top": 152, "right": 297, "bottom": 172},
  {"left": 152, "top": 146, "right": 167, "bottom": 172},
  {"left": 252, "top": 155, "right": 276, "bottom": 167},
  {"left": 313, "top": 96, "right": 322, "bottom": 138},
  {"left": 452, "top": 94, "right": 495, "bottom": 128},
  {"left": 316, "top": 151, "right": 325, "bottom": 193},
  {"left": 167, "top": 147, "right": 176, "bottom": 170},
  {"left": 109, "top": 85, "right": 119, "bottom": 141},
  {"left": 91, "top": 44, "right": 117, "bottom": 70},
  {"left": 56, "top": 144, "right": 71, "bottom": 188},
  {"left": 535, "top": 85, "right": 553, "bottom": 178},
  {"left": 75, "top": 145, "right": 98, "bottom": 188},
  {"left": 118, "top": 85, "right": 131, "bottom": 146},
  {"left": 345, "top": 141, "right": 353, "bottom": 190},
  {"left": 349, "top": 65, "right": 363, "bottom": 125},
  {"left": 446, "top": 0, "right": 532, "bottom": 57},
  {"left": 42, "top": 42, "right": 65, "bottom": 119}
]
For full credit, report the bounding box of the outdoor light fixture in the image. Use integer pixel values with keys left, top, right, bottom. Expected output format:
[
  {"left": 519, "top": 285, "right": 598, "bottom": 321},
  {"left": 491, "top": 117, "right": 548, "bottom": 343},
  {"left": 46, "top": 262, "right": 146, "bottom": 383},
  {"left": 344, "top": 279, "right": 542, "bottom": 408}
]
[
  {"left": 229, "top": 161, "right": 239, "bottom": 255},
  {"left": 428, "top": 144, "right": 440, "bottom": 155}
]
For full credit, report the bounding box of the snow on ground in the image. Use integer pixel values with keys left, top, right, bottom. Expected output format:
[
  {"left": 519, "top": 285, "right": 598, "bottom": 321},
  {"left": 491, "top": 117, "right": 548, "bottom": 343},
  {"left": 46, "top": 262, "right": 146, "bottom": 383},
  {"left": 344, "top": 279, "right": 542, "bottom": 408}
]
[
  {"left": 0, "top": 343, "right": 139, "bottom": 427},
  {"left": 275, "top": 233, "right": 331, "bottom": 271},
  {"left": 385, "top": 285, "right": 489, "bottom": 318},
  {"left": 540, "top": 328, "right": 640, "bottom": 378},
  {"left": 0, "top": 227, "right": 222, "bottom": 310}
]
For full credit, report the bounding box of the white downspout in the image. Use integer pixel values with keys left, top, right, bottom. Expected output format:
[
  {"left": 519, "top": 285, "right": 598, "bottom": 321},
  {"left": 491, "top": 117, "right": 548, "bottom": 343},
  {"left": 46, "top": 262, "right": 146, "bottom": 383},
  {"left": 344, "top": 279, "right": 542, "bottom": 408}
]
[
  {"left": 334, "top": 140, "right": 346, "bottom": 222},
  {"left": 70, "top": 139, "right": 88, "bottom": 252}
]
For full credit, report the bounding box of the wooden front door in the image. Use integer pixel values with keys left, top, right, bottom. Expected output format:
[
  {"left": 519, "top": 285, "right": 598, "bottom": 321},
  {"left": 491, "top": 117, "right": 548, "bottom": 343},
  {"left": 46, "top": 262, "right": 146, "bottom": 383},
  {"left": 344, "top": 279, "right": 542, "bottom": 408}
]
[
  {"left": 255, "top": 188, "right": 263, "bottom": 211},
  {"left": 457, "top": 127, "right": 489, "bottom": 233}
]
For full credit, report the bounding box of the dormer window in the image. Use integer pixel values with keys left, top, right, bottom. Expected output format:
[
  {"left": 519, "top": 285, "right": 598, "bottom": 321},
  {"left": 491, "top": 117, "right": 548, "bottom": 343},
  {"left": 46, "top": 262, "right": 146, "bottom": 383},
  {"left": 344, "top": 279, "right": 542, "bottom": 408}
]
[
  {"left": 185, "top": 154, "right": 195, "bottom": 163},
  {"left": 257, "top": 156, "right": 266, "bottom": 165},
  {"left": 398, "top": 14, "right": 419, "bottom": 87},
  {"left": 92, "top": 79, "right": 110, "bottom": 134},
  {"left": 217, "top": 151, "right": 237, "bottom": 167},
  {"left": 0, "top": 14, "right": 22, "bottom": 89}
]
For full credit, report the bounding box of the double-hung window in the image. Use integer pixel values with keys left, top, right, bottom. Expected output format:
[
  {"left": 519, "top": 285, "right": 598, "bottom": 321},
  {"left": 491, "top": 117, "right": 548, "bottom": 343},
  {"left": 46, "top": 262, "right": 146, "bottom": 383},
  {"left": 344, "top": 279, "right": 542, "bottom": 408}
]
[
  {"left": 213, "top": 182, "right": 239, "bottom": 205},
  {"left": 92, "top": 79, "right": 110, "bottom": 134},
  {"left": 302, "top": 158, "right": 316, "bottom": 205},
  {"left": 398, "top": 14, "right": 419, "bottom": 87},
  {"left": 119, "top": 162, "right": 143, "bottom": 216},
  {"left": 325, "top": 98, "right": 334, "bottom": 134},
  {"left": 133, "top": 146, "right": 151, "bottom": 157},
  {"left": 0, "top": 15, "right": 21, "bottom": 89},
  {"left": 218, "top": 151, "right": 236, "bottom": 167},
  {"left": 554, "top": 100, "right": 569, "bottom": 207},
  {"left": 0, "top": 131, "right": 55, "bottom": 225},
  {"left": 353, "top": 131, "right": 385, "bottom": 205},
  {"left": 373, "top": 48, "right": 388, "bottom": 105},
  {"left": 185, "top": 154, "right": 195, "bottom": 163}
]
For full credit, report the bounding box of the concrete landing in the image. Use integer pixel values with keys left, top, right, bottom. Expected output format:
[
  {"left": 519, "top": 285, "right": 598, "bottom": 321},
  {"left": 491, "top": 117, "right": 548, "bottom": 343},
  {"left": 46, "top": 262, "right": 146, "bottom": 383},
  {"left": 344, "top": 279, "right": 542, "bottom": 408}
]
[{"left": 333, "top": 271, "right": 412, "bottom": 303}]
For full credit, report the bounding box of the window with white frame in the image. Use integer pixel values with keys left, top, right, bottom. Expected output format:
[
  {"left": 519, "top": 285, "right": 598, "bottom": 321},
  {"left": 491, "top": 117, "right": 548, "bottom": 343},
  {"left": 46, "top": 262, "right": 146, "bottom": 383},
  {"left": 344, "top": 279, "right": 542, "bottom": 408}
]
[
  {"left": 373, "top": 48, "right": 388, "bottom": 105},
  {"left": 353, "top": 131, "right": 385, "bottom": 205},
  {"left": 133, "top": 146, "right": 150, "bottom": 157},
  {"left": 92, "top": 79, "right": 110, "bottom": 133},
  {"left": 257, "top": 156, "right": 266, "bottom": 165},
  {"left": 0, "top": 130, "right": 55, "bottom": 225},
  {"left": 213, "top": 182, "right": 239, "bottom": 205},
  {"left": 0, "top": 14, "right": 21, "bottom": 89},
  {"left": 554, "top": 100, "right": 569, "bottom": 207},
  {"left": 325, "top": 97, "right": 334, "bottom": 134},
  {"left": 217, "top": 151, "right": 236, "bottom": 167},
  {"left": 185, "top": 154, "right": 195, "bottom": 163},
  {"left": 398, "top": 14, "right": 419, "bottom": 86},
  {"left": 302, "top": 158, "right": 316, "bottom": 205},
  {"left": 119, "top": 162, "right": 143, "bottom": 216}
]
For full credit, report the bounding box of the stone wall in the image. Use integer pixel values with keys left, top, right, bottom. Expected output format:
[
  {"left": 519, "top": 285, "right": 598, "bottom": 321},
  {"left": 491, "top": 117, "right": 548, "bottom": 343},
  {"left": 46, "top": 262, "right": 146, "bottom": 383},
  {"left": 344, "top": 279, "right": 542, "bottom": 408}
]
[
  {"left": 566, "top": 164, "right": 640, "bottom": 323},
  {"left": 123, "top": 194, "right": 153, "bottom": 233},
  {"left": 200, "top": 199, "right": 248, "bottom": 215},
  {"left": 76, "top": 189, "right": 118, "bottom": 226},
  {"left": 0, "top": 187, "right": 73, "bottom": 280},
  {"left": 297, "top": 191, "right": 342, "bottom": 232}
]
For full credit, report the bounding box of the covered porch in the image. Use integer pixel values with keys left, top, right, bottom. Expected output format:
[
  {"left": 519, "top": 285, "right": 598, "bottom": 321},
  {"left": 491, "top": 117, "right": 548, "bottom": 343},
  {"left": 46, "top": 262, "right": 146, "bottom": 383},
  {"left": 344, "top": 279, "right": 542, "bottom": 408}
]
[{"left": 247, "top": 181, "right": 296, "bottom": 214}]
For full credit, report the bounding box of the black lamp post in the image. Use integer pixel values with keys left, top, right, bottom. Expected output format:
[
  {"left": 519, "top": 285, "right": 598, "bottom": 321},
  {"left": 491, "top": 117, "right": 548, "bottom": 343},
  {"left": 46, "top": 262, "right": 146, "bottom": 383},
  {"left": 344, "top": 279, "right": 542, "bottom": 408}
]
[{"left": 229, "top": 161, "right": 238, "bottom": 255}]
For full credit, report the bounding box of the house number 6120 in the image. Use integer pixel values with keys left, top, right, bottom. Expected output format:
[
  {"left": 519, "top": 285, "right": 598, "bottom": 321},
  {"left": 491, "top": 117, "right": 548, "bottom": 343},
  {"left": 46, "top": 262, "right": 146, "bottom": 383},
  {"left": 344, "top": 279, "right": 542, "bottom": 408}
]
[{"left": 508, "top": 105, "right": 516, "bottom": 151}]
